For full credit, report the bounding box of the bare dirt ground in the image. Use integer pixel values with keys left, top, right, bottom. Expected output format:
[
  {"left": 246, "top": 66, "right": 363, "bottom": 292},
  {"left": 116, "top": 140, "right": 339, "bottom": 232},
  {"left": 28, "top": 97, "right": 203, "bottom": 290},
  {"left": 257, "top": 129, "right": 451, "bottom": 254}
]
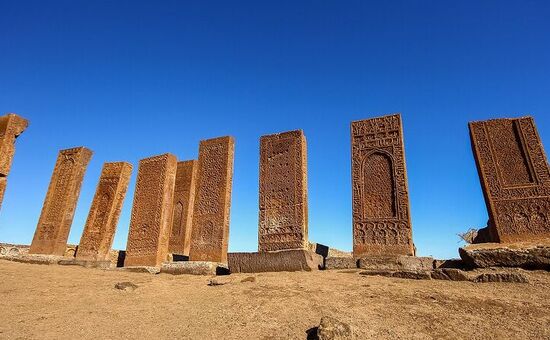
[{"left": 1, "top": 260, "right": 549, "bottom": 339}]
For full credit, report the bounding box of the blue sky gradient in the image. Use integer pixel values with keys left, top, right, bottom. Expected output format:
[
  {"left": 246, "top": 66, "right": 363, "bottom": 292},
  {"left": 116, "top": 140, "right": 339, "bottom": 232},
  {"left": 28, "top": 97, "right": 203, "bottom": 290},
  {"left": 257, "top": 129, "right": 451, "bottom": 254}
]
[{"left": 1, "top": 1, "right": 549, "bottom": 259}]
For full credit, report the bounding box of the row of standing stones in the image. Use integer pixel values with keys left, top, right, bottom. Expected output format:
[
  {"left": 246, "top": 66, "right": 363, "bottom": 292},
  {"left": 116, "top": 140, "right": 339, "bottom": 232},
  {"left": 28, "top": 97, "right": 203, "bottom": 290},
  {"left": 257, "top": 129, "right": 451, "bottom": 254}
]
[{"left": 0, "top": 112, "right": 549, "bottom": 280}]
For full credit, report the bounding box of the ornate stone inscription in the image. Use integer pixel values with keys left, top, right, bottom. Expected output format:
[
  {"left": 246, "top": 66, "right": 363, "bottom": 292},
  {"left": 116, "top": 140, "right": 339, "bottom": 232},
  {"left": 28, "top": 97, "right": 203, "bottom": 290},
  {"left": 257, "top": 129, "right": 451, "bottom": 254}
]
[
  {"left": 168, "top": 160, "right": 198, "bottom": 256},
  {"left": 258, "top": 130, "right": 308, "bottom": 251},
  {"left": 0, "top": 113, "right": 29, "bottom": 211},
  {"left": 351, "top": 114, "right": 414, "bottom": 257},
  {"left": 76, "top": 162, "right": 132, "bottom": 261},
  {"left": 469, "top": 116, "right": 550, "bottom": 243},
  {"left": 189, "top": 136, "right": 234, "bottom": 263},
  {"left": 125, "top": 154, "right": 177, "bottom": 267},
  {"left": 29, "top": 147, "right": 93, "bottom": 255}
]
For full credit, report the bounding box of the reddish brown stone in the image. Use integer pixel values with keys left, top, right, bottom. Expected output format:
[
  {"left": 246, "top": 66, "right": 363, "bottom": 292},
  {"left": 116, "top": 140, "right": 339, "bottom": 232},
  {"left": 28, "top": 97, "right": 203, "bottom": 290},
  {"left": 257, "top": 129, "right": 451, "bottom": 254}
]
[
  {"left": 0, "top": 113, "right": 29, "bottom": 211},
  {"left": 351, "top": 114, "right": 414, "bottom": 257},
  {"left": 168, "top": 160, "right": 198, "bottom": 256},
  {"left": 470, "top": 116, "right": 550, "bottom": 243},
  {"left": 258, "top": 130, "right": 308, "bottom": 252},
  {"left": 189, "top": 136, "right": 235, "bottom": 264},
  {"left": 124, "top": 154, "right": 177, "bottom": 267},
  {"left": 76, "top": 162, "right": 132, "bottom": 261},
  {"left": 29, "top": 147, "right": 93, "bottom": 255}
]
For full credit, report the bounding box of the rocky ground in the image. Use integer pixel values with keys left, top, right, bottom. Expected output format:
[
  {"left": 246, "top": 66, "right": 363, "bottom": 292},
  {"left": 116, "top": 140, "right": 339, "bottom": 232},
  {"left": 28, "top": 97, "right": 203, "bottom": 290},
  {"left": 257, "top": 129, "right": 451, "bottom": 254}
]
[{"left": 1, "top": 260, "right": 549, "bottom": 339}]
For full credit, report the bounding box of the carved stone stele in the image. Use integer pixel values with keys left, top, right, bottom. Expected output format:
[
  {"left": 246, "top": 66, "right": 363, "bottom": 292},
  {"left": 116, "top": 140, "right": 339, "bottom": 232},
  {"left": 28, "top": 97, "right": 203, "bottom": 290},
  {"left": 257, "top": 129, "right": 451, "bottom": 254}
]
[
  {"left": 168, "top": 160, "right": 198, "bottom": 256},
  {"left": 0, "top": 113, "right": 29, "bottom": 211},
  {"left": 351, "top": 114, "right": 414, "bottom": 257},
  {"left": 76, "top": 162, "right": 132, "bottom": 261},
  {"left": 189, "top": 136, "right": 235, "bottom": 264},
  {"left": 469, "top": 116, "right": 550, "bottom": 243},
  {"left": 258, "top": 130, "right": 308, "bottom": 252},
  {"left": 124, "top": 154, "right": 177, "bottom": 267},
  {"left": 29, "top": 147, "right": 93, "bottom": 255}
]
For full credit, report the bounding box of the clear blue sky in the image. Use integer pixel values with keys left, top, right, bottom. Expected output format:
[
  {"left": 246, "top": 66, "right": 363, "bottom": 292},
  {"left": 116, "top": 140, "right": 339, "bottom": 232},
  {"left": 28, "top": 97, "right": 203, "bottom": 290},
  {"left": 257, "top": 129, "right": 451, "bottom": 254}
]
[{"left": 1, "top": 1, "right": 549, "bottom": 259}]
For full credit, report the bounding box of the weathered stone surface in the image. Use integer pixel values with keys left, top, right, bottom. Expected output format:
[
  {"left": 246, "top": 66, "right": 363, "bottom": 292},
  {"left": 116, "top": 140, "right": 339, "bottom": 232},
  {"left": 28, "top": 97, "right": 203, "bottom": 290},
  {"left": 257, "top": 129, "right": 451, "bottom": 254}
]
[
  {"left": 325, "top": 257, "right": 357, "bottom": 270},
  {"left": 358, "top": 255, "right": 433, "bottom": 271},
  {"left": 472, "top": 272, "right": 529, "bottom": 283},
  {"left": 317, "top": 316, "right": 353, "bottom": 340},
  {"left": 64, "top": 244, "right": 78, "bottom": 258},
  {"left": 125, "top": 154, "right": 177, "bottom": 267},
  {"left": 30, "top": 147, "right": 93, "bottom": 255},
  {"left": 0, "top": 254, "right": 65, "bottom": 265},
  {"left": 160, "top": 261, "right": 229, "bottom": 275},
  {"left": 431, "top": 268, "right": 470, "bottom": 281},
  {"left": 189, "top": 136, "right": 234, "bottom": 264},
  {"left": 114, "top": 282, "right": 138, "bottom": 291},
  {"left": 0, "top": 113, "right": 29, "bottom": 211},
  {"left": 259, "top": 130, "right": 308, "bottom": 251},
  {"left": 77, "top": 162, "right": 132, "bottom": 261},
  {"left": 228, "top": 249, "right": 323, "bottom": 273},
  {"left": 459, "top": 243, "right": 550, "bottom": 269},
  {"left": 359, "top": 269, "right": 431, "bottom": 280},
  {"left": 351, "top": 114, "right": 414, "bottom": 257},
  {"left": 168, "top": 160, "right": 197, "bottom": 256},
  {"left": 58, "top": 259, "right": 112, "bottom": 269},
  {"left": 119, "top": 266, "right": 161, "bottom": 274},
  {"left": 469, "top": 116, "right": 550, "bottom": 243}
]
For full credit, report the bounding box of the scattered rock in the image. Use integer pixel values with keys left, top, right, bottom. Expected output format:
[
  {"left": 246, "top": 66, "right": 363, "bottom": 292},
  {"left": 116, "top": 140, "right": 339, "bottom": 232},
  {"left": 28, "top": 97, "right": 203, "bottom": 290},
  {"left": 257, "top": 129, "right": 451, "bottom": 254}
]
[
  {"left": 208, "top": 278, "right": 229, "bottom": 286},
  {"left": 459, "top": 243, "right": 550, "bottom": 270},
  {"left": 114, "top": 282, "right": 138, "bottom": 291},
  {"left": 472, "top": 272, "right": 529, "bottom": 283},
  {"left": 325, "top": 257, "right": 357, "bottom": 270},
  {"left": 431, "top": 268, "right": 470, "bottom": 281},
  {"left": 240, "top": 276, "right": 256, "bottom": 283},
  {"left": 317, "top": 316, "right": 353, "bottom": 340}
]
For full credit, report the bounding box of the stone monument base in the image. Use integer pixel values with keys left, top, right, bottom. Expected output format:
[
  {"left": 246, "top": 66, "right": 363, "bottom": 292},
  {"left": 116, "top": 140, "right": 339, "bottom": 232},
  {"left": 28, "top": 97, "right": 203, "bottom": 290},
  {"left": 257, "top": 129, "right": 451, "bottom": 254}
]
[
  {"left": 58, "top": 259, "right": 112, "bottom": 269},
  {"left": 358, "top": 255, "right": 434, "bottom": 272},
  {"left": 0, "top": 253, "right": 66, "bottom": 265},
  {"left": 228, "top": 249, "right": 323, "bottom": 273},
  {"left": 459, "top": 242, "right": 550, "bottom": 270},
  {"left": 325, "top": 256, "right": 357, "bottom": 270},
  {"left": 118, "top": 266, "right": 161, "bottom": 274},
  {"left": 161, "top": 261, "right": 229, "bottom": 275}
]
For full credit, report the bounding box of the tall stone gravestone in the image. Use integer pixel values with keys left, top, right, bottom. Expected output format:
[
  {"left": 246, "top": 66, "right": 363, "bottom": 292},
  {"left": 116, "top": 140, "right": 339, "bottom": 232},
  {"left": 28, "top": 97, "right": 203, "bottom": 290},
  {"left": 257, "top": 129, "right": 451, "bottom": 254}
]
[
  {"left": 469, "top": 116, "right": 550, "bottom": 243},
  {"left": 258, "top": 130, "right": 308, "bottom": 252},
  {"left": 168, "top": 160, "right": 198, "bottom": 256},
  {"left": 125, "top": 154, "right": 177, "bottom": 267},
  {"left": 351, "top": 114, "right": 415, "bottom": 257},
  {"left": 30, "top": 147, "right": 93, "bottom": 255},
  {"left": 189, "top": 136, "right": 234, "bottom": 264},
  {"left": 76, "top": 162, "right": 132, "bottom": 261},
  {"left": 0, "top": 113, "right": 29, "bottom": 211}
]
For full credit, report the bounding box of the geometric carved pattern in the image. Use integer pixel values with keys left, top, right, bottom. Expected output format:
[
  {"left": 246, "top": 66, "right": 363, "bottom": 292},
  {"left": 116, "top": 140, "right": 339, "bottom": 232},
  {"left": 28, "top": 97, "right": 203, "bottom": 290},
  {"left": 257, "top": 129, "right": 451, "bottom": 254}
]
[
  {"left": 258, "top": 130, "right": 308, "bottom": 252},
  {"left": 124, "top": 154, "right": 177, "bottom": 267},
  {"left": 29, "top": 147, "right": 93, "bottom": 255},
  {"left": 189, "top": 136, "right": 235, "bottom": 264},
  {"left": 351, "top": 114, "right": 414, "bottom": 257},
  {"left": 0, "top": 113, "right": 29, "bottom": 212},
  {"left": 76, "top": 162, "right": 132, "bottom": 261},
  {"left": 168, "top": 160, "right": 197, "bottom": 256},
  {"left": 469, "top": 116, "right": 550, "bottom": 243}
]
